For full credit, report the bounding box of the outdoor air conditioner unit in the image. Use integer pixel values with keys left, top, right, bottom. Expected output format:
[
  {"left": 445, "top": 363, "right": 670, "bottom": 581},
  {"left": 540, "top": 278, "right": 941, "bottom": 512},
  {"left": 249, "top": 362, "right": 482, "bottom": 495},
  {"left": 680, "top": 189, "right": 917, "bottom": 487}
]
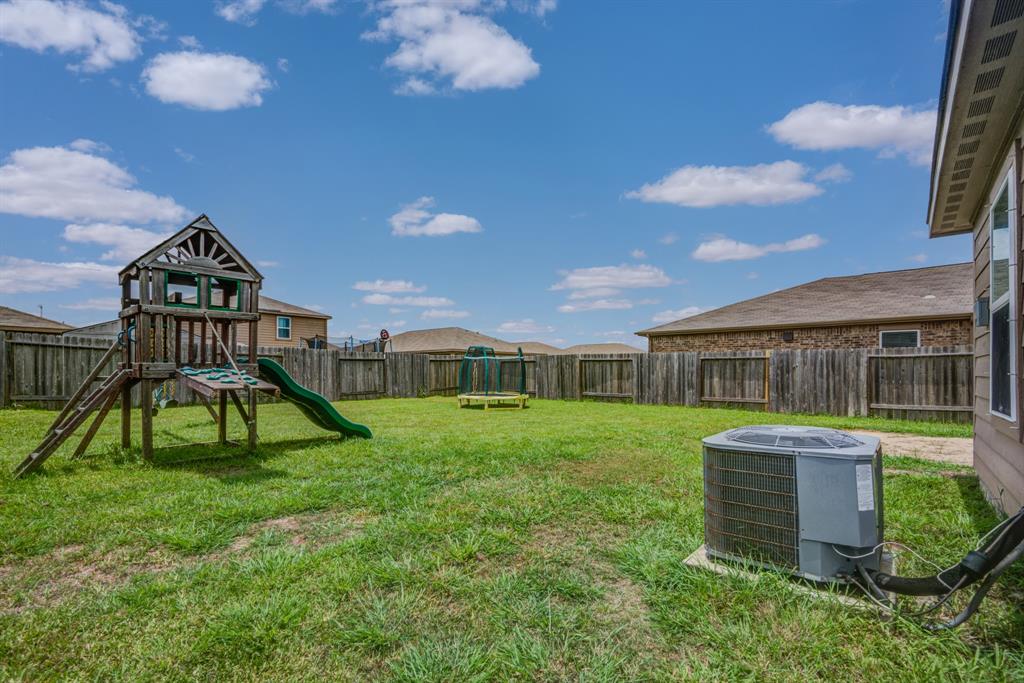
[{"left": 702, "top": 426, "right": 884, "bottom": 582}]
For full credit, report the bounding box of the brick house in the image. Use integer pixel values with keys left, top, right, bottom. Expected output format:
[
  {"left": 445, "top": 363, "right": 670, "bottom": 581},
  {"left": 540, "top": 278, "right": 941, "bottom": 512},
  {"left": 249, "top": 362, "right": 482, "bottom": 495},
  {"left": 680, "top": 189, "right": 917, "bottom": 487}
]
[{"left": 636, "top": 263, "right": 973, "bottom": 353}]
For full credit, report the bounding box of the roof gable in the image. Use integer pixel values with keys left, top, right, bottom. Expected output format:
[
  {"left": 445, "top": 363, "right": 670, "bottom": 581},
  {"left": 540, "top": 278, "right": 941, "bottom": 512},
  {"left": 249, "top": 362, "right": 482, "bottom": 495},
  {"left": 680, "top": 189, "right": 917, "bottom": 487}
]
[{"left": 120, "top": 214, "right": 262, "bottom": 280}]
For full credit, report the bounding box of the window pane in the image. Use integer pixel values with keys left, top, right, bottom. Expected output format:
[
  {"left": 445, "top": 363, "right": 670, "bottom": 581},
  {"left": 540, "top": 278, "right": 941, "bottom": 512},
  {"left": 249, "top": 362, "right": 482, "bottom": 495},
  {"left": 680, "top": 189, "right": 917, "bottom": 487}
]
[
  {"left": 277, "top": 317, "right": 291, "bottom": 338},
  {"left": 881, "top": 331, "right": 918, "bottom": 348},
  {"left": 992, "top": 184, "right": 1010, "bottom": 302},
  {"left": 991, "top": 303, "right": 1012, "bottom": 417}
]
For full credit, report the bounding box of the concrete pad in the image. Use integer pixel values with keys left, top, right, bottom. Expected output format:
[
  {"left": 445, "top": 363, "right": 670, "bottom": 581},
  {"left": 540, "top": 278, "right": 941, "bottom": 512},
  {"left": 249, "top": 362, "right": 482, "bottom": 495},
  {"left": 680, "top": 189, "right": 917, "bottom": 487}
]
[{"left": 682, "top": 544, "right": 894, "bottom": 611}]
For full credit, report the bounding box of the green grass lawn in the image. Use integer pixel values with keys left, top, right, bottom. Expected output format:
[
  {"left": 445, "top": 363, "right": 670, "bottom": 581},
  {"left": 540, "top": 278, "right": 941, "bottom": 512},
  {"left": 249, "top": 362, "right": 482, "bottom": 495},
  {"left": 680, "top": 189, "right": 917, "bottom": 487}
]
[{"left": 0, "top": 398, "right": 1018, "bottom": 681}]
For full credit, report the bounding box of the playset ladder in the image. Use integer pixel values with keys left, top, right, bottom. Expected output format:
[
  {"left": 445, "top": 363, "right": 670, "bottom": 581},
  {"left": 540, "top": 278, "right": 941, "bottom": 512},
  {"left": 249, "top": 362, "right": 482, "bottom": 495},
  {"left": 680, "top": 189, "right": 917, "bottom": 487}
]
[{"left": 13, "top": 365, "right": 133, "bottom": 479}]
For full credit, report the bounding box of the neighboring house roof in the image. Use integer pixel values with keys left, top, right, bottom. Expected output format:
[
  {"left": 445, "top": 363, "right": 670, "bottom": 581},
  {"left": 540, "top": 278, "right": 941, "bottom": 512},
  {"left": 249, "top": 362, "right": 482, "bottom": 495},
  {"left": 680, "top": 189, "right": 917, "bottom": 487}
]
[
  {"left": 637, "top": 263, "right": 973, "bottom": 337},
  {"left": 258, "top": 296, "right": 331, "bottom": 320},
  {"left": 385, "top": 327, "right": 558, "bottom": 355},
  {"left": 0, "top": 306, "right": 72, "bottom": 334},
  {"left": 559, "top": 343, "right": 644, "bottom": 354},
  {"left": 928, "top": 1, "right": 1024, "bottom": 237},
  {"left": 66, "top": 320, "right": 121, "bottom": 336}
]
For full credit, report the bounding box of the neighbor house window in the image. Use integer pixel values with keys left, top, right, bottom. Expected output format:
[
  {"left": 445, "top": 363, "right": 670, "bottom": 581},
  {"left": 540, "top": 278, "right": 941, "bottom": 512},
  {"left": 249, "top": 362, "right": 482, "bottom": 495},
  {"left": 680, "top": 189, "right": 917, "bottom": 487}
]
[
  {"left": 208, "top": 277, "right": 240, "bottom": 310},
  {"left": 880, "top": 330, "right": 920, "bottom": 348},
  {"left": 990, "top": 165, "right": 1017, "bottom": 421},
  {"left": 276, "top": 316, "right": 292, "bottom": 340},
  {"left": 165, "top": 271, "right": 199, "bottom": 307}
]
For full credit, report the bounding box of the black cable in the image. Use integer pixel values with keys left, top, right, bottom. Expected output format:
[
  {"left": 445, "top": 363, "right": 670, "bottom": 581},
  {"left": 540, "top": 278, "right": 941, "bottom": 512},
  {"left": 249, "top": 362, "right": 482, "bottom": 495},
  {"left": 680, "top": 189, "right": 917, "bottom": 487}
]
[{"left": 924, "top": 538, "right": 1024, "bottom": 631}]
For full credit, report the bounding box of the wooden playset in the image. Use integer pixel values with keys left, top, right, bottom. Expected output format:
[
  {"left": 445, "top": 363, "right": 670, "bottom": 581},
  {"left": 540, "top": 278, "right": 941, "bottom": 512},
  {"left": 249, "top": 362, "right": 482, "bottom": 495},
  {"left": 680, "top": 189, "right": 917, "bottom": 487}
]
[{"left": 13, "top": 215, "right": 370, "bottom": 479}]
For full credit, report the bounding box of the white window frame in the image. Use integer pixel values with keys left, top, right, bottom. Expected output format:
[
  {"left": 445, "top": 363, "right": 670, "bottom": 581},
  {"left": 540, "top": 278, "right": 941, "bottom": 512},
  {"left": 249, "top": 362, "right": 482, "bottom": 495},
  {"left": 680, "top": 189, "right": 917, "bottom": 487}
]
[
  {"left": 989, "top": 157, "right": 1018, "bottom": 422},
  {"left": 276, "top": 315, "right": 292, "bottom": 340},
  {"left": 879, "top": 330, "right": 920, "bottom": 348}
]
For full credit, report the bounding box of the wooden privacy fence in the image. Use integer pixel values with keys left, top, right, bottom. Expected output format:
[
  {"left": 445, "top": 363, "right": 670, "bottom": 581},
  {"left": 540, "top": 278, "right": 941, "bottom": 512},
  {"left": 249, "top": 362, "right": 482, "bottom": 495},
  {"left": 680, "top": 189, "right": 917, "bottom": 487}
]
[{"left": 0, "top": 333, "right": 974, "bottom": 422}]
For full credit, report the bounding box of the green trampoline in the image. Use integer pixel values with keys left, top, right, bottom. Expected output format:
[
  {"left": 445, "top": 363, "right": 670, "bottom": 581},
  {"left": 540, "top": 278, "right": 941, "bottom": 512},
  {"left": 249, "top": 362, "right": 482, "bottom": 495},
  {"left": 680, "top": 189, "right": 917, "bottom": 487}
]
[{"left": 457, "top": 346, "right": 528, "bottom": 409}]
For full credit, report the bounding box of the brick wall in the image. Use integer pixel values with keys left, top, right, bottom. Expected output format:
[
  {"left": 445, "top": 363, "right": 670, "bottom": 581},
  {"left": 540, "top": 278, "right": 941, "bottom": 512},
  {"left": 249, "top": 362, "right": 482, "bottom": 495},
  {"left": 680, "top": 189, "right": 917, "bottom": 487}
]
[{"left": 647, "top": 318, "right": 972, "bottom": 353}]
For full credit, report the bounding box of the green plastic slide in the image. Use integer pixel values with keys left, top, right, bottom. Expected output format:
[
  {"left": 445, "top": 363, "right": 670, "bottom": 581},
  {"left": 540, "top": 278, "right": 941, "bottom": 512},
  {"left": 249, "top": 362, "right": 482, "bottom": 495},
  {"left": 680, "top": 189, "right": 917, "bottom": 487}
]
[{"left": 257, "top": 357, "right": 372, "bottom": 439}]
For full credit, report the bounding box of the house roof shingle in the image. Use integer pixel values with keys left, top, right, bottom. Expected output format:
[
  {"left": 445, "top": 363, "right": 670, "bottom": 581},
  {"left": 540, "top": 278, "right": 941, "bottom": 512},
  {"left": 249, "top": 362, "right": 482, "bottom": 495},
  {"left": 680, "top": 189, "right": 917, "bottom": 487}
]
[
  {"left": 258, "top": 296, "right": 331, "bottom": 320},
  {"left": 385, "top": 327, "right": 559, "bottom": 355},
  {"left": 637, "top": 263, "right": 973, "bottom": 337},
  {"left": 0, "top": 306, "right": 72, "bottom": 334}
]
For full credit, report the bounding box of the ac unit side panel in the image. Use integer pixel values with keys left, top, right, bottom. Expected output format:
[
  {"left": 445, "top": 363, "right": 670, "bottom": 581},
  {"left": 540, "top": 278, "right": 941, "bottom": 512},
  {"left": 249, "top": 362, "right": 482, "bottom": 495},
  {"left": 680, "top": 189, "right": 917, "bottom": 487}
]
[{"left": 795, "top": 453, "right": 881, "bottom": 549}]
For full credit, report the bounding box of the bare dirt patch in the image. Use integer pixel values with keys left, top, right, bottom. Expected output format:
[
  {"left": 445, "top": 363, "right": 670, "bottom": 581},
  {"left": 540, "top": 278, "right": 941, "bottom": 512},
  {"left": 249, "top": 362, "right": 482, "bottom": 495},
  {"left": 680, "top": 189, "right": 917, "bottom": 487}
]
[
  {"left": 1, "top": 510, "right": 373, "bottom": 615},
  {"left": 852, "top": 431, "right": 972, "bottom": 466}
]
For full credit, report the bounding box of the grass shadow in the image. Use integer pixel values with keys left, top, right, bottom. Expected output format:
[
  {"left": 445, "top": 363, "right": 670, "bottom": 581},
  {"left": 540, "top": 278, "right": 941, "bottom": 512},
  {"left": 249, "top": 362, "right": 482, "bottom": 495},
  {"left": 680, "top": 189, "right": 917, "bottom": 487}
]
[{"left": 953, "top": 474, "right": 1001, "bottom": 537}]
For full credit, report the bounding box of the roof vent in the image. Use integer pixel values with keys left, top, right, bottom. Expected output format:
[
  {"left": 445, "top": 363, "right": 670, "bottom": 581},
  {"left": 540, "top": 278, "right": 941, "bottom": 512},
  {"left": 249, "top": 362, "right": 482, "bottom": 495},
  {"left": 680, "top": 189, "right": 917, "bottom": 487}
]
[
  {"left": 992, "top": 0, "right": 1024, "bottom": 27},
  {"left": 981, "top": 31, "right": 1017, "bottom": 63},
  {"left": 974, "top": 67, "right": 1005, "bottom": 93}
]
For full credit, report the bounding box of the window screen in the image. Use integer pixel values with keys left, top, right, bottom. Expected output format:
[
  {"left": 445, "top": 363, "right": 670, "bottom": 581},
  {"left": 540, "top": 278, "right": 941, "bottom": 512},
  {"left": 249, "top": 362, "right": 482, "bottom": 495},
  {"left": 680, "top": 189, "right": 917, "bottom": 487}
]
[
  {"left": 880, "top": 330, "right": 919, "bottom": 348},
  {"left": 992, "top": 305, "right": 1012, "bottom": 417},
  {"left": 277, "top": 316, "right": 292, "bottom": 339}
]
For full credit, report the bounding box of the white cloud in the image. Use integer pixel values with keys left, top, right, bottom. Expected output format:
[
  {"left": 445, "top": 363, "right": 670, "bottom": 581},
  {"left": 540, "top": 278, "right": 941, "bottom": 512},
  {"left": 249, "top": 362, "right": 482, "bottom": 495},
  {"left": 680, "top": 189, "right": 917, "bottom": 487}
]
[
  {"left": 69, "top": 138, "right": 110, "bottom": 154},
  {"left": 652, "top": 306, "right": 704, "bottom": 323},
  {"left": 358, "top": 319, "right": 406, "bottom": 331},
  {"left": 692, "top": 233, "right": 827, "bottom": 262},
  {"left": 59, "top": 296, "right": 121, "bottom": 310},
  {"left": 0, "top": 0, "right": 141, "bottom": 71},
  {"left": 594, "top": 330, "right": 625, "bottom": 338},
  {"left": 216, "top": 0, "right": 266, "bottom": 25},
  {"left": 420, "top": 308, "right": 470, "bottom": 319},
  {"left": 389, "top": 196, "right": 482, "bottom": 237},
  {"left": 362, "top": 293, "right": 454, "bottom": 307},
  {"left": 364, "top": 2, "right": 540, "bottom": 93},
  {"left": 0, "top": 144, "right": 188, "bottom": 224},
  {"left": 908, "top": 253, "right": 928, "bottom": 263},
  {"left": 814, "top": 163, "right": 852, "bottom": 183},
  {"left": 658, "top": 232, "right": 678, "bottom": 245},
  {"left": 527, "top": 0, "right": 557, "bottom": 17},
  {"left": 0, "top": 255, "right": 119, "bottom": 293},
  {"left": 395, "top": 77, "right": 436, "bottom": 96},
  {"left": 630, "top": 248, "right": 646, "bottom": 260},
  {"left": 256, "top": 259, "right": 278, "bottom": 267},
  {"left": 353, "top": 279, "right": 426, "bottom": 293},
  {"left": 552, "top": 264, "right": 672, "bottom": 293},
  {"left": 63, "top": 223, "right": 170, "bottom": 261},
  {"left": 276, "top": 57, "right": 289, "bottom": 72},
  {"left": 173, "top": 147, "right": 195, "bottom": 163},
  {"left": 767, "top": 102, "right": 936, "bottom": 165},
  {"left": 178, "top": 35, "right": 201, "bottom": 49},
  {"left": 558, "top": 299, "right": 634, "bottom": 313},
  {"left": 497, "top": 318, "right": 553, "bottom": 334},
  {"left": 628, "top": 160, "right": 822, "bottom": 208},
  {"left": 746, "top": 271, "right": 759, "bottom": 280},
  {"left": 567, "top": 287, "right": 622, "bottom": 300},
  {"left": 142, "top": 52, "right": 272, "bottom": 111}
]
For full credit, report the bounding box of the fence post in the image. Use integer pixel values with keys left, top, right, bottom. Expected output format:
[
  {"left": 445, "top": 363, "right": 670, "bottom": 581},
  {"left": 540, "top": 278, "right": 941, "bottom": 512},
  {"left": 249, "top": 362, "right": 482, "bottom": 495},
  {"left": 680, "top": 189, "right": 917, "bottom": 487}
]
[{"left": 0, "top": 332, "right": 7, "bottom": 408}]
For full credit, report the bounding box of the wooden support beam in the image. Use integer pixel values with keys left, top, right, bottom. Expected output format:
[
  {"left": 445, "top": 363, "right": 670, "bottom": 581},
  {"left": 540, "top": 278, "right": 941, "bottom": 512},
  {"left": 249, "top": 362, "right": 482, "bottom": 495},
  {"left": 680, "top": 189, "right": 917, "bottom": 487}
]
[
  {"left": 121, "top": 380, "right": 132, "bottom": 448},
  {"left": 228, "top": 389, "right": 249, "bottom": 423},
  {"left": 72, "top": 388, "right": 119, "bottom": 459},
  {"left": 247, "top": 386, "right": 257, "bottom": 450},
  {"left": 140, "top": 379, "right": 153, "bottom": 461},
  {"left": 195, "top": 392, "right": 219, "bottom": 422},
  {"left": 218, "top": 390, "right": 228, "bottom": 445}
]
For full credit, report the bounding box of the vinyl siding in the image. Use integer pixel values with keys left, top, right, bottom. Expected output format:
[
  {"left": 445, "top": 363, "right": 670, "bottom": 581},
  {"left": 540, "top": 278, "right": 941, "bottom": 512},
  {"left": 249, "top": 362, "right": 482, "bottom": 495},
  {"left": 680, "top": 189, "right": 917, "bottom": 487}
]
[
  {"left": 237, "top": 314, "right": 327, "bottom": 349},
  {"left": 971, "top": 130, "right": 1024, "bottom": 515}
]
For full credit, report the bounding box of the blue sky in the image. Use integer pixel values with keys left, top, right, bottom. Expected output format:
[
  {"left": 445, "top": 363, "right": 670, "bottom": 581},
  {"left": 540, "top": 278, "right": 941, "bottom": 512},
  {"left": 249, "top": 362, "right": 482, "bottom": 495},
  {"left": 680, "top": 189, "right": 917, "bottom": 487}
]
[{"left": 0, "top": 0, "right": 970, "bottom": 348}]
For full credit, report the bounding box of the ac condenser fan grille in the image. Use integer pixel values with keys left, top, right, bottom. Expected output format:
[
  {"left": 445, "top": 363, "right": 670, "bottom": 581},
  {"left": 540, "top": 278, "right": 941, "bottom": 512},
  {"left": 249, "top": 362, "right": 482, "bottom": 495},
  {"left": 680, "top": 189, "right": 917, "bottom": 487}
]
[{"left": 704, "top": 447, "right": 799, "bottom": 569}]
